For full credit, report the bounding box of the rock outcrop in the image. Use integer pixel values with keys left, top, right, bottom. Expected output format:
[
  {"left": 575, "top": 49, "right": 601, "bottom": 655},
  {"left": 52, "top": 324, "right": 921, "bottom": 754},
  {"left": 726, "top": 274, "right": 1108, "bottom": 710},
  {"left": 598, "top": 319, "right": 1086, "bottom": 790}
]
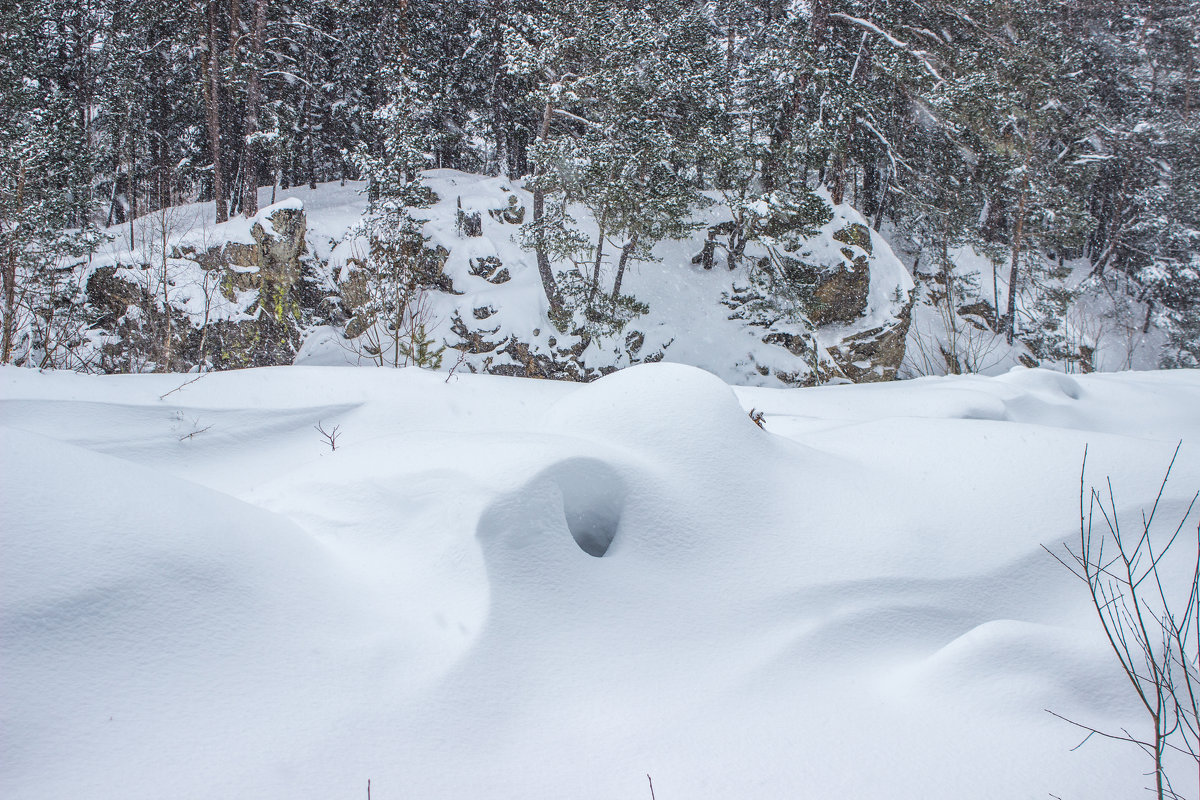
[
  {"left": 84, "top": 199, "right": 316, "bottom": 372},
  {"left": 722, "top": 204, "right": 913, "bottom": 385}
]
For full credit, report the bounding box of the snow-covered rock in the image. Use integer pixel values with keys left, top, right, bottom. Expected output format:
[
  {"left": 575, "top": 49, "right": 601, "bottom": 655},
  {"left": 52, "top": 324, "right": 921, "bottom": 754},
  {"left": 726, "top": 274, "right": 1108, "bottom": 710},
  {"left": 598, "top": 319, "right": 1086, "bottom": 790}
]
[{"left": 77, "top": 171, "right": 916, "bottom": 383}]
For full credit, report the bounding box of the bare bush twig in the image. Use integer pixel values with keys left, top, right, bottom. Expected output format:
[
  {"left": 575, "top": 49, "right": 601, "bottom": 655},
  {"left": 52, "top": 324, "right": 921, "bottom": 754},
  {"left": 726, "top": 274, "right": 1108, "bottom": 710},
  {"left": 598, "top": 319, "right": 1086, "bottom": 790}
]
[
  {"left": 160, "top": 372, "right": 208, "bottom": 400},
  {"left": 1044, "top": 444, "right": 1200, "bottom": 800},
  {"left": 444, "top": 346, "right": 469, "bottom": 383},
  {"left": 177, "top": 416, "right": 213, "bottom": 441},
  {"left": 315, "top": 421, "right": 341, "bottom": 452}
]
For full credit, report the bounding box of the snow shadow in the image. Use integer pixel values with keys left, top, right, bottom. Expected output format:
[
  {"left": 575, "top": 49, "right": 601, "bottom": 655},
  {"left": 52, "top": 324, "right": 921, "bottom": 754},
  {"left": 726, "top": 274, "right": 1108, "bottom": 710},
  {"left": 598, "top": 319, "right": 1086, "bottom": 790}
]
[
  {"left": 476, "top": 457, "right": 627, "bottom": 560},
  {"left": 551, "top": 458, "right": 626, "bottom": 557}
]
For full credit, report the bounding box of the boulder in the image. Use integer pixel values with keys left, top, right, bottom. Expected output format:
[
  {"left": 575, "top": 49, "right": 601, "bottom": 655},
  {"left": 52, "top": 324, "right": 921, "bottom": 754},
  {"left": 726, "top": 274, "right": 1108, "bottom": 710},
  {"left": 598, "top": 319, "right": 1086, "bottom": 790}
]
[
  {"left": 193, "top": 201, "right": 307, "bottom": 293},
  {"left": 456, "top": 198, "right": 483, "bottom": 237},
  {"left": 468, "top": 255, "right": 511, "bottom": 284},
  {"left": 825, "top": 296, "right": 915, "bottom": 383},
  {"left": 250, "top": 201, "right": 307, "bottom": 287},
  {"left": 86, "top": 266, "right": 145, "bottom": 325},
  {"left": 791, "top": 222, "right": 873, "bottom": 326},
  {"left": 488, "top": 193, "right": 526, "bottom": 224}
]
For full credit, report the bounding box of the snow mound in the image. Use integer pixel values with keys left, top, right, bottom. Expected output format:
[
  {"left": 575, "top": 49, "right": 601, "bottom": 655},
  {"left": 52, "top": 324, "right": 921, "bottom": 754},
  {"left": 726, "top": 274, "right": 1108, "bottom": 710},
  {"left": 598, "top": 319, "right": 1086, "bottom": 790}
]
[
  {"left": 476, "top": 457, "right": 626, "bottom": 563},
  {"left": 548, "top": 362, "right": 763, "bottom": 454},
  {"left": 4, "top": 365, "right": 1200, "bottom": 799}
]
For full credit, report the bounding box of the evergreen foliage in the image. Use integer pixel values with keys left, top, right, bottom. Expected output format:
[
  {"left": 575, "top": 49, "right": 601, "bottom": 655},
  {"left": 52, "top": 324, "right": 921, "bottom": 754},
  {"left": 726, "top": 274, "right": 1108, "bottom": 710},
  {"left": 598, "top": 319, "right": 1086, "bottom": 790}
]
[{"left": 3, "top": 0, "right": 1197, "bottom": 371}]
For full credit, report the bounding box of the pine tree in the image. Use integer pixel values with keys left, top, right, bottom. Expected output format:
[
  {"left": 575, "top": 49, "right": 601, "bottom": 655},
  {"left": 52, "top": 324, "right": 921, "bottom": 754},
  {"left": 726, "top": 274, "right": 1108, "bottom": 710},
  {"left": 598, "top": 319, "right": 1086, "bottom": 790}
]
[
  {"left": 512, "top": 0, "right": 710, "bottom": 330},
  {"left": 1, "top": 0, "right": 101, "bottom": 365}
]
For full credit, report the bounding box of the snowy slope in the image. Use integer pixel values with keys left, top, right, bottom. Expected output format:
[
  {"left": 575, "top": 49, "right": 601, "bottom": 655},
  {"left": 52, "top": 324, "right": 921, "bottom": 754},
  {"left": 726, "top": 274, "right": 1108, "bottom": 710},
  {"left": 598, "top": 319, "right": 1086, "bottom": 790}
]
[
  {"left": 83, "top": 171, "right": 912, "bottom": 385},
  {"left": 896, "top": 237, "right": 1169, "bottom": 378},
  {"left": 3, "top": 364, "right": 1199, "bottom": 799}
]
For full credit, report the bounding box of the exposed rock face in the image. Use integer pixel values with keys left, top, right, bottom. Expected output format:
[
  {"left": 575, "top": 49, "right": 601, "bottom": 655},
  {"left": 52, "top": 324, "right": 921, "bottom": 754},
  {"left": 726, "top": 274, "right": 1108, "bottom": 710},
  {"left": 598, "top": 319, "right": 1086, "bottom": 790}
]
[
  {"left": 447, "top": 308, "right": 664, "bottom": 383},
  {"left": 468, "top": 256, "right": 510, "bottom": 284},
  {"left": 336, "top": 233, "right": 456, "bottom": 347},
  {"left": 808, "top": 263, "right": 871, "bottom": 325},
  {"left": 814, "top": 223, "right": 873, "bottom": 325},
  {"left": 826, "top": 297, "right": 915, "bottom": 383},
  {"left": 85, "top": 201, "right": 315, "bottom": 373},
  {"left": 188, "top": 203, "right": 307, "bottom": 292},
  {"left": 722, "top": 209, "right": 912, "bottom": 386},
  {"left": 250, "top": 203, "right": 308, "bottom": 287},
  {"left": 86, "top": 266, "right": 145, "bottom": 326},
  {"left": 768, "top": 222, "right": 874, "bottom": 327},
  {"left": 456, "top": 198, "right": 483, "bottom": 237}
]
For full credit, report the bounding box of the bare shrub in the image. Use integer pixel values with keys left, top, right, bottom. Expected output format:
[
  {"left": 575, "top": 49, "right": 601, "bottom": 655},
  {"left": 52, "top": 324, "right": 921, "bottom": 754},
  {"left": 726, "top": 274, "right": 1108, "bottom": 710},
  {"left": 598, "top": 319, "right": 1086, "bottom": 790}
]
[{"left": 1045, "top": 445, "right": 1199, "bottom": 800}]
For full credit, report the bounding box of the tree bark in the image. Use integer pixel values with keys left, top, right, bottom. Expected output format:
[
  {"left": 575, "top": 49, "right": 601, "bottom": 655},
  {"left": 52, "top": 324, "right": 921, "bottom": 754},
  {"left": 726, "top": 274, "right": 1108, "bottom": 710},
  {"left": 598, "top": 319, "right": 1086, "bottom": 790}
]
[
  {"left": 1004, "top": 178, "right": 1029, "bottom": 344},
  {"left": 809, "top": 0, "right": 829, "bottom": 48},
  {"left": 611, "top": 231, "right": 639, "bottom": 301},
  {"left": 203, "top": 0, "right": 228, "bottom": 223},
  {"left": 1184, "top": 41, "right": 1193, "bottom": 118},
  {"left": 0, "top": 165, "right": 22, "bottom": 364},
  {"left": 532, "top": 101, "right": 563, "bottom": 317},
  {"left": 241, "top": 0, "right": 266, "bottom": 216},
  {"left": 588, "top": 218, "right": 606, "bottom": 304},
  {"left": 306, "top": 83, "right": 318, "bottom": 190}
]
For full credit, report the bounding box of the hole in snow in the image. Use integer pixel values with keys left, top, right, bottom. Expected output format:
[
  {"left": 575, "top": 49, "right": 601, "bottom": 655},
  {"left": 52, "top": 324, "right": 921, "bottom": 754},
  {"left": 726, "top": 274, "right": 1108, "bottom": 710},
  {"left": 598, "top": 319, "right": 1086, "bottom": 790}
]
[{"left": 550, "top": 459, "right": 625, "bottom": 558}]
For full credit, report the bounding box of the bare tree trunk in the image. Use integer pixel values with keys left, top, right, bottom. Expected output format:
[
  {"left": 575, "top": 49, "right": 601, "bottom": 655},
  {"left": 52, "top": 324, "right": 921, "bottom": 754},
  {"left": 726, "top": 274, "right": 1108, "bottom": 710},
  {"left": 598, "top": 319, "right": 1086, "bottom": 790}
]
[
  {"left": 872, "top": 166, "right": 890, "bottom": 230},
  {"left": 1, "top": 245, "right": 16, "bottom": 365},
  {"left": 241, "top": 0, "right": 266, "bottom": 216},
  {"left": 306, "top": 82, "right": 318, "bottom": 190},
  {"left": 128, "top": 119, "right": 138, "bottom": 233},
  {"left": 828, "top": 151, "right": 846, "bottom": 205},
  {"left": 203, "top": 0, "right": 228, "bottom": 223},
  {"left": 106, "top": 125, "right": 122, "bottom": 227},
  {"left": 0, "top": 165, "right": 22, "bottom": 364},
  {"left": 1184, "top": 42, "right": 1193, "bottom": 118},
  {"left": 1004, "top": 178, "right": 1029, "bottom": 344},
  {"left": 228, "top": 0, "right": 241, "bottom": 49},
  {"left": 156, "top": 212, "right": 173, "bottom": 370},
  {"left": 611, "top": 231, "right": 639, "bottom": 301},
  {"left": 809, "top": 0, "right": 829, "bottom": 48},
  {"left": 532, "top": 101, "right": 563, "bottom": 317},
  {"left": 71, "top": 1, "right": 95, "bottom": 229},
  {"left": 588, "top": 218, "right": 606, "bottom": 304}
]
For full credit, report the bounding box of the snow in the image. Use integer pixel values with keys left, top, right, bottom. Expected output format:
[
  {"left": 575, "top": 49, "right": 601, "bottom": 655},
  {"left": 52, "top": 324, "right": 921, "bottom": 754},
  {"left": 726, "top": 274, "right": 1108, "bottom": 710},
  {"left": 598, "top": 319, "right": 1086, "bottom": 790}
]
[
  {"left": 82, "top": 170, "right": 1167, "bottom": 384},
  {"left": 249, "top": 196, "right": 304, "bottom": 232},
  {"left": 3, "top": 363, "right": 1199, "bottom": 799},
  {"left": 80, "top": 170, "right": 916, "bottom": 383},
  {"left": 898, "top": 237, "right": 1166, "bottom": 378}
]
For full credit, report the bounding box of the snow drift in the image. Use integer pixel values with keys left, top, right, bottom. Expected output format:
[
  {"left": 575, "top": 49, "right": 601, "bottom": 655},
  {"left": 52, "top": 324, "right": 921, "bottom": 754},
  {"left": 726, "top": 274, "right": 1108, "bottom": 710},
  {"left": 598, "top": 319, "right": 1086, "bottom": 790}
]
[{"left": 2, "top": 364, "right": 1199, "bottom": 799}]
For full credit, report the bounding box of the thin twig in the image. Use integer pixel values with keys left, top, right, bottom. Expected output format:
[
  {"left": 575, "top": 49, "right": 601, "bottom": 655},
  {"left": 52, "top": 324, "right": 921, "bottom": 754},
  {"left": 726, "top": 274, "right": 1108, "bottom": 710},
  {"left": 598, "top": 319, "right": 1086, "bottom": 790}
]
[
  {"left": 315, "top": 421, "right": 341, "bottom": 452},
  {"left": 159, "top": 372, "right": 207, "bottom": 400},
  {"left": 179, "top": 424, "right": 213, "bottom": 441}
]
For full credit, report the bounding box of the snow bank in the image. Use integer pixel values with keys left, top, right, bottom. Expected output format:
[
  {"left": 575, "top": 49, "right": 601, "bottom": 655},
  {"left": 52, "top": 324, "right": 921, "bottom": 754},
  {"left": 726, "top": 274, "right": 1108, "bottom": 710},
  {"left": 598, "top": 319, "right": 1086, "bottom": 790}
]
[{"left": 3, "top": 364, "right": 1199, "bottom": 799}]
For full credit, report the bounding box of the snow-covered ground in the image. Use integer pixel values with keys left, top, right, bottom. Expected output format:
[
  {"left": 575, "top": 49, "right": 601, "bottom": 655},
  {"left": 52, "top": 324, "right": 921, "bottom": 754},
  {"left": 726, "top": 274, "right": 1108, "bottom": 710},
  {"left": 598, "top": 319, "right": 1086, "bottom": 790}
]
[
  {"left": 3, "top": 363, "right": 1199, "bottom": 799},
  {"left": 86, "top": 172, "right": 913, "bottom": 384}
]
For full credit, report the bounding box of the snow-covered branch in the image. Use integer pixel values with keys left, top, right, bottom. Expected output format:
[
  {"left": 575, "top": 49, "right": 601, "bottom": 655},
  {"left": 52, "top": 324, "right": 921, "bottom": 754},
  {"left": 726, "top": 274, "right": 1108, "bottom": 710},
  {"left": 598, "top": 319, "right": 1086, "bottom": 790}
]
[
  {"left": 830, "top": 12, "right": 947, "bottom": 85},
  {"left": 552, "top": 108, "right": 606, "bottom": 131}
]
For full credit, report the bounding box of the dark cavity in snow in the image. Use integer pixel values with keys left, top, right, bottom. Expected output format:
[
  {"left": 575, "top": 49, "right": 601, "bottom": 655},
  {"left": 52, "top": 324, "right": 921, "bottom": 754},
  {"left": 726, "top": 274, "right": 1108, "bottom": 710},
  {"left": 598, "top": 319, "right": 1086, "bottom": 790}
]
[{"left": 549, "top": 459, "right": 625, "bottom": 557}]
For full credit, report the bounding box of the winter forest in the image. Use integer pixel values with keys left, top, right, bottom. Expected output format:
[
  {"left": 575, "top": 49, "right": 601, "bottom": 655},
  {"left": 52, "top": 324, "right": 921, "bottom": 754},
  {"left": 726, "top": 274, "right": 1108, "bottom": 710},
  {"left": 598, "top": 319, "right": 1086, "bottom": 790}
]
[
  {"left": 4, "top": 0, "right": 1199, "bottom": 377},
  {"left": 5, "top": 3, "right": 1200, "bottom": 800}
]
